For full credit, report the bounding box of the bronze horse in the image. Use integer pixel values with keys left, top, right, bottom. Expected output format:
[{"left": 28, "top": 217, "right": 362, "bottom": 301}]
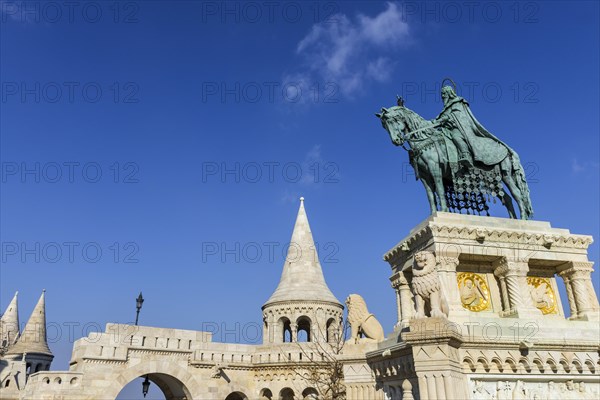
[{"left": 376, "top": 105, "right": 533, "bottom": 219}]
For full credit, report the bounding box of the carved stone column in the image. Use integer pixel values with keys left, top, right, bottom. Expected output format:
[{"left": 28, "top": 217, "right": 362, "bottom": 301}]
[
  {"left": 493, "top": 258, "right": 541, "bottom": 318},
  {"left": 436, "top": 256, "right": 468, "bottom": 318},
  {"left": 391, "top": 272, "right": 413, "bottom": 330},
  {"left": 559, "top": 261, "right": 600, "bottom": 321},
  {"left": 391, "top": 274, "right": 403, "bottom": 330},
  {"left": 563, "top": 274, "right": 579, "bottom": 318}
]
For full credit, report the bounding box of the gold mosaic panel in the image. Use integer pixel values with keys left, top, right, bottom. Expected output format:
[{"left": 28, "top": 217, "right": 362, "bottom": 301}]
[
  {"left": 457, "top": 272, "right": 491, "bottom": 312},
  {"left": 527, "top": 277, "right": 558, "bottom": 315}
]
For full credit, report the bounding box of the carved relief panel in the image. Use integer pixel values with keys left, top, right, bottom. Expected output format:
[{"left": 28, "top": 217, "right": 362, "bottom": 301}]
[
  {"left": 457, "top": 272, "right": 492, "bottom": 312},
  {"left": 526, "top": 277, "right": 559, "bottom": 315}
]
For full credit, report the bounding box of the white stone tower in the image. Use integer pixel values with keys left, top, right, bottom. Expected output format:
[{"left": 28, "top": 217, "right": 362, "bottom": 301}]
[
  {"left": 262, "top": 198, "right": 344, "bottom": 344},
  {"left": 4, "top": 290, "right": 53, "bottom": 374},
  {"left": 0, "top": 291, "right": 20, "bottom": 354}
]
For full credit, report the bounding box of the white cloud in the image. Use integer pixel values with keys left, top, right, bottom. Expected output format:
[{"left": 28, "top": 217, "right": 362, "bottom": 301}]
[
  {"left": 280, "top": 145, "right": 339, "bottom": 203},
  {"left": 358, "top": 4, "right": 409, "bottom": 45},
  {"left": 572, "top": 158, "right": 585, "bottom": 173},
  {"left": 571, "top": 158, "right": 600, "bottom": 174},
  {"left": 288, "top": 2, "right": 410, "bottom": 97},
  {"left": 300, "top": 145, "right": 324, "bottom": 185}
]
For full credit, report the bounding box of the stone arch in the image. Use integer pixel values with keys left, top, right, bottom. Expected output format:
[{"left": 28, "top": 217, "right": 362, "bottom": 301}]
[
  {"left": 505, "top": 357, "right": 518, "bottom": 373},
  {"left": 259, "top": 388, "right": 273, "bottom": 399},
  {"left": 572, "top": 359, "right": 583, "bottom": 373},
  {"left": 279, "top": 317, "right": 292, "bottom": 343},
  {"left": 518, "top": 358, "right": 531, "bottom": 373},
  {"left": 532, "top": 358, "right": 544, "bottom": 372},
  {"left": 280, "top": 387, "right": 295, "bottom": 400},
  {"left": 585, "top": 359, "right": 596, "bottom": 374},
  {"left": 477, "top": 356, "right": 490, "bottom": 372},
  {"left": 302, "top": 386, "right": 319, "bottom": 399},
  {"left": 490, "top": 357, "right": 504, "bottom": 372},
  {"left": 108, "top": 361, "right": 199, "bottom": 399},
  {"left": 546, "top": 358, "right": 558, "bottom": 373},
  {"left": 225, "top": 392, "right": 249, "bottom": 400},
  {"left": 559, "top": 358, "right": 571, "bottom": 372},
  {"left": 296, "top": 316, "right": 312, "bottom": 342},
  {"left": 325, "top": 318, "right": 337, "bottom": 343},
  {"left": 463, "top": 356, "right": 476, "bottom": 372}
]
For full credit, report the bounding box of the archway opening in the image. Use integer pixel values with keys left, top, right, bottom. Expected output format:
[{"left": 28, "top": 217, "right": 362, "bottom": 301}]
[
  {"left": 302, "top": 387, "right": 319, "bottom": 399},
  {"left": 259, "top": 388, "right": 273, "bottom": 399},
  {"left": 280, "top": 317, "right": 292, "bottom": 343},
  {"left": 225, "top": 392, "right": 249, "bottom": 400},
  {"left": 280, "top": 387, "right": 295, "bottom": 400},
  {"left": 297, "top": 317, "right": 311, "bottom": 342},
  {"left": 116, "top": 373, "right": 192, "bottom": 400},
  {"left": 326, "top": 318, "right": 337, "bottom": 343}
]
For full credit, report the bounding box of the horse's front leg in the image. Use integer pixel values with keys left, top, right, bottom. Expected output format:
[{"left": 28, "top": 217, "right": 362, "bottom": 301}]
[
  {"left": 428, "top": 161, "right": 448, "bottom": 212},
  {"left": 420, "top": 174, "right": 438, "bottom": 214}
]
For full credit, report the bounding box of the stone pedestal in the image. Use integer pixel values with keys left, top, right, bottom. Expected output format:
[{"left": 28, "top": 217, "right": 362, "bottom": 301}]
[
  {"left": 403, "top": 318, "right": 468, "bottom": 400},
  {"left": 367, "top": 212, "right": 600, "bottom": 400}
]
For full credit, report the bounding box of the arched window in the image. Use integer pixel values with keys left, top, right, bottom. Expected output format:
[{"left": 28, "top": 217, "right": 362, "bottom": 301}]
[
  {"left": 326, "top": 318, "right": 337, "bottom": 343},
  {"left": 259, "top": 388, "right": 273, "bottom": 399},
  {"left": 302, "top": 387, "right": 319, "bottom": 399},
  {"left": 297, "top": 316, "right": 311, "bottom": 342},
  {"left": 280, "top": 387, "right": 295, "bottom": 400},
  {"left": 225, "top": 392, "right": 248, "bottom": 400},
  {"left": 280, "top": 317, "right": 292, "bottom": 343}
]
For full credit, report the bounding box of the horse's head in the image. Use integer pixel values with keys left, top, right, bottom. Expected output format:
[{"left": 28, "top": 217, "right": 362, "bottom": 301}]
[{"left": 375, "top": 106, "right": 408, "bottom": 147}]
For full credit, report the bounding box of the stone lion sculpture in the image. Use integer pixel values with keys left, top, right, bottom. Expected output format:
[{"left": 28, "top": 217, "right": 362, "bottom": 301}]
[
  {"left": 346, "top": 294, "right": 385, "bottom": 343},
  {"left": 411, "top": 251, "right": 449, "bottom": 319}
]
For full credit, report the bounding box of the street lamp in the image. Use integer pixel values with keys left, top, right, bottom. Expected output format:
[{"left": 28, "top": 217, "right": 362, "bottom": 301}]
[
  {"left": 142, "top": 375, "right": 150, "bottom": 397},
  {"left": 135, "top": 292, "right": 144, "bottom": 326}
]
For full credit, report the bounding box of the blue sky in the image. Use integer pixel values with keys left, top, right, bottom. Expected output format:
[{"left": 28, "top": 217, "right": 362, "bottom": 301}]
[{"left": 1, "top": 1, "right": 599, "bottom": 398}]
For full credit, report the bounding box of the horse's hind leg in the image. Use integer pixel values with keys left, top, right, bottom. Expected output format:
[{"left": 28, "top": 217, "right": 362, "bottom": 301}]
[
  {"left": 500, "top": 192, "right": 517, "bottom": 219},
  {"left": 500, "top": 160, "right": 527, "bottom": 219}
]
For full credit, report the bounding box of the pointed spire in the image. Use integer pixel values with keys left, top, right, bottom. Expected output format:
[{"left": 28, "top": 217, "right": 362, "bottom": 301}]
[
  {"left": 7, "top": 290, "right": 52, "bottom": 356},
  {"left": 264, "top": 198, "right": 341, "bottom": 306},
  {"left": 1, "top": 291, "right": 20, "bottom": 349}
]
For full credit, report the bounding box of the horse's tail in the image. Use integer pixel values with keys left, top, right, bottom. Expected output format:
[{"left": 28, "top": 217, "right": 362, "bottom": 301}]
[{"left": 509, "top": 151, "right": 534, "bottom": 219}]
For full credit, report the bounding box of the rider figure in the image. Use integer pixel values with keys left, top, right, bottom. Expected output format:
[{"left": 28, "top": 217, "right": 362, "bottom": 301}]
[
  {"left": 433, "top": 85, "right": 512, "bottom": 171},
  {"left": 433, "top": 86, "right": 473, "bottom": 169}
]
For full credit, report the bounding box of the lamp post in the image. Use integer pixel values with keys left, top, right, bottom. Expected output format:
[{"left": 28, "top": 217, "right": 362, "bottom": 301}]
[
  {"left": 142, "top": 375, "right": 150, "bottom": 397},
  {"left": 135, "top": 292, "right": 144, "bottom": 326}
]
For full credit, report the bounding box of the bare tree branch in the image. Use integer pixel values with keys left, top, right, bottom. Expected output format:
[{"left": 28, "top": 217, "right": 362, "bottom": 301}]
[{"left": 276, "top": 319, "right": 349, "bottom": 400}]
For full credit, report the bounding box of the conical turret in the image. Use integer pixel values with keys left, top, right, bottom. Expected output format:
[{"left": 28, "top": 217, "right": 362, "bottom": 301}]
[
  {"left": 1, "top": 291, "right": 20, "bottom": 350},
  {"left": 262, "top": 198, "right": 343, "bottom": 344},
  {"left": 7, "top": 290, "right": 52, "bottom": 356},
  {"left": 264, "top": 197, "right": 341, "bottom": 306}
]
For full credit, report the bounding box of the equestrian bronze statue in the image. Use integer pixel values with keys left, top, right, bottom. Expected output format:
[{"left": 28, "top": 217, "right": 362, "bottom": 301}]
[{"left": 375, "top": 82, "right": 533, "bottom": 219}]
